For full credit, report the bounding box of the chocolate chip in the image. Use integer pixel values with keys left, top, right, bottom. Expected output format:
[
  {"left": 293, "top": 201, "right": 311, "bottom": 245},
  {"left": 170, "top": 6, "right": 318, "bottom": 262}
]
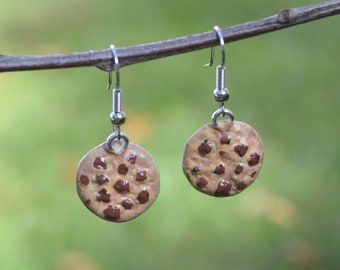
[
  {"left": 250, "top": 171, "right": 257, "bottom": 178},
  {"left": 127, "top": 154, "right": 137, "bottom": 164},
  {"left": 215, "top": 180, "right": 232, "bottom": 197},
  {"left": 197, "top": 177, "right": 208, "bottom": 188},
  {"left": 198, "top": 139, "right": 212, "bottom": 157},
  {"left": 191, "top": 166, "right": 201, "bottom": 175},
  {"left": 248, "top": 153, "right": 260, "bottom": 166},
  {"left": 237, "top": 181, "right": 247, "bottom": 190},
  {"left": 122, "top": 199, "right": 134, "bottom": 209},
  {"left": 118, "top": 164, "right": 128, "bottom": 175},
  {"left": 114, "top": 180, "right": 130, "bottom": 193},
  {"left": 85, "top": 199, "right": 91, "bottom": 205},
  {"left": 80, "top": 175, "right": 89, "bottom": 185},
  {"left": 234, "top": 144, "right": 249, "bottom": 157},
  {"left": 234, "top": 164, "right": 244, "bottom": 174},
  {"left": 96, "top": 188, "right": 111, "bottom": 203},
  {"left": 137, "top": 190, "right": 149, "bottom": 204},
  {"left": 93, "top": 157, "right": 107, "bottom": 169},
  {"left": 219, "top": 151, "right": 226, "bottom": 156},
  {"left": 103, "top": 205, "right": 120, "bottom": 220},
  {"left": 136, "top": 171, "right": 147, "bottom": 181},
  {"left": 213, "top": 164, "right": 225, "bottom": 175},
  {"left": 220, "top": 135, "right": 231, "bottom": 144},
  {"left": 95, "top": 174, "right": 109, "bottom": 185}
]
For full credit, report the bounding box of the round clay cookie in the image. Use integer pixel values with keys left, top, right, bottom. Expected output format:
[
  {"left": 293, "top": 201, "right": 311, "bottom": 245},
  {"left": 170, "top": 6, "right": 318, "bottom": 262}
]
[
  {"left": 76, "top": 143, "right": 160, "bottom": 222},
  {"left": 182, "top": 120, "right": 264, "bottom": 197}
]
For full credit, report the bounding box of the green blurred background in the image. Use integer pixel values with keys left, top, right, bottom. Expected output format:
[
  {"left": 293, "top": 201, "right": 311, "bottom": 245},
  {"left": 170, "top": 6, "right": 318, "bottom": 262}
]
[{"left": 1, "top": 0, "right": 339, "bottom": 269}]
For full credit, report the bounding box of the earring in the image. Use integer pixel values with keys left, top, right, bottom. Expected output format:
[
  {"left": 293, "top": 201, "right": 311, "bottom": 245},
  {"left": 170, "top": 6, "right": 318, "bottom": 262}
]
[
  {"left": 182, "top": 26, "right": 264, "bottom": 197},
  {"left": 76, "top": 45, "right": 160, "bottom": 222}
]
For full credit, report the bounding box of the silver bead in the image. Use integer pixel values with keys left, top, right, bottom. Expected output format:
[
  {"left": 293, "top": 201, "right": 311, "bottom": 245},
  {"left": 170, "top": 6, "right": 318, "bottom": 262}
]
[
  {"left": 213, "top": 88, "right": 229, "bottom": 102},
  {"left": 110, "top": 111, "right": 126, "bottom": 126}
]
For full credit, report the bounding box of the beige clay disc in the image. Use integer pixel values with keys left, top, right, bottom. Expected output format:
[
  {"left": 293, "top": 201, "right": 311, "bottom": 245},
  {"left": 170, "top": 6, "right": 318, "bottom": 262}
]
[
  {"left": 76, "top": 143, "right": 160, "bottom": 222},
  {"left": 182, "top": 120, "right": 264, "bottom": 197}
]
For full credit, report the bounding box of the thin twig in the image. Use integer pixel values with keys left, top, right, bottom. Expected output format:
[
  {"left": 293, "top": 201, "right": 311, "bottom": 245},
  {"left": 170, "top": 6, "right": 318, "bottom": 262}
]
[{"left": 0, "top": 1, "right": 339, "bottom": 73}]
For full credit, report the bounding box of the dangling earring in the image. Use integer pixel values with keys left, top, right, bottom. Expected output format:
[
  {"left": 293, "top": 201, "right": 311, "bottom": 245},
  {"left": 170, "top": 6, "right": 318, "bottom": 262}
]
[
  {"left": 76, "top": 45, "right": 160, "bottom": 222},
  {"left": 182, "top": 26, "right": 264, "bottom": 197}
]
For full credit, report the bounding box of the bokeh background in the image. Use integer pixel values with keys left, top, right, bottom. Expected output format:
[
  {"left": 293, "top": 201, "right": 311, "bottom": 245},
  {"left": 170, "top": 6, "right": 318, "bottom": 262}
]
[{"left": 1, "top": 0, "right": 339, "bottom": 269}]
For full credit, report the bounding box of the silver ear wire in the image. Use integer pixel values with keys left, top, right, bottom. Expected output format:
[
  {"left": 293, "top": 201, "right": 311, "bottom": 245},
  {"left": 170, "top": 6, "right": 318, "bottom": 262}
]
[
  {"left": 208, "top": 26, "right": 230, "bottom": 104},
  {"left": 204, "top": 26, "right": 225, "bottom": 67},
  {"left": 205, "top": 26, "right": 234, "bottom": 125},
  {"left": 107, "top": 44, "right": 120, "bottom": 90},
  {"left": 106, "top": 44, "right": 128, "bottom": 153}
]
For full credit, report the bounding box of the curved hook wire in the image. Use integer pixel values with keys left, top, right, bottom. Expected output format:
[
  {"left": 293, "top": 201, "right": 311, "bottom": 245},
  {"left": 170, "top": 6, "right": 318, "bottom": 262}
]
[
  {"left": 204, "top": 26, "right": 225, "bottom": 67},
  {"left": 107, "top": 44, "right": 120, "bottom": 90}
]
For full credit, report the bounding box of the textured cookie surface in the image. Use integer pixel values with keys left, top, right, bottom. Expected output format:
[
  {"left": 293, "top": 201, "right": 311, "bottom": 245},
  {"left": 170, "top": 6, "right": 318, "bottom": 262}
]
[
  {"left": 182, "top": 120, "right": 264, "bottom": 197},
  {"left": 76, "top": 143, "right": 160, "bottom": 222}
]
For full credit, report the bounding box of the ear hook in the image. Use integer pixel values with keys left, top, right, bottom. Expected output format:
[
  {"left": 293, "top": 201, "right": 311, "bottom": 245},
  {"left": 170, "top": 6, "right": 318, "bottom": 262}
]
[
  {"left": 107, "top": 44, "right": 120, "bottom": 90},
  {"left": 204, "top": 26, "right": 225, "bottom": 67}
]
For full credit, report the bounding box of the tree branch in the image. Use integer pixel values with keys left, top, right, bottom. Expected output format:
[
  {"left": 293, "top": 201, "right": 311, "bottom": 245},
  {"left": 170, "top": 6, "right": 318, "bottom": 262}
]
[{"left": 0, "top": 1, "right": 339, "bottom": 73}]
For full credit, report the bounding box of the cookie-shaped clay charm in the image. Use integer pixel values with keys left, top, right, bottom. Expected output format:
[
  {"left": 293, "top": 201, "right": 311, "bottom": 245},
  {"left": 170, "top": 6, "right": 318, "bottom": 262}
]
[
  {"left": 76, "top": 143, "right": 160, "bottom": 222},
  {"left": 182, "top": 120, "right": 264, "bottom": 197}
]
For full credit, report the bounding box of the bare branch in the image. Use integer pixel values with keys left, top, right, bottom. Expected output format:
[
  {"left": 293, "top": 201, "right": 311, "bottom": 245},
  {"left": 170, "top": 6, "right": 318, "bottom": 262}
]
[{"left": 0, "top": 1, "right": 339, "bottom": 73}]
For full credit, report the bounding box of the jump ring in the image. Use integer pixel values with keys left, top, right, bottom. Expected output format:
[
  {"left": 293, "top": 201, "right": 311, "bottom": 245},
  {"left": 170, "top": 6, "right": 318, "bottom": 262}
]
[
  {"left": 106, "top": 132, "right": 129, "bottom": 154},
  {"left": 211, "top": 107, "right": 234, "bottom": 126}
]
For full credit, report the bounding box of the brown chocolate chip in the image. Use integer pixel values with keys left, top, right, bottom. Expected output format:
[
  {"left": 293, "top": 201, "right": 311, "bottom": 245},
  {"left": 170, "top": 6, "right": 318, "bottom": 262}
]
[
  {"left": 234, "top": 144, "right": 249, "bottom": 157},
  {"left": 114, "top": 180, "right": 130, "bottom": 193},
  {"left": 198, "top": 139, "right": 212, "bottom": 157},
  {"left": 219, "top": 151, "right": 226, "bottom": 156},
  {"left": 127, "top": 154, "right": 137, "bottom": 164},
  {"left": 250, "top": 171, "right": 257, "bottom": 178},
  {"left": 95, "top": 175, "right": 109, "bottom": 185},
  {"left": 234, "top": 164, "right": 244, "bottom": 174},
  {"left": 136, "top": 171, "right": 148, "bottom": 181},
  {"left": 103, "top": 205, "right": 120, "bottom": 220},
  {"left": 85, "top": 199, "right": 91, "bottom": 205},
  {"left": 93, "top": 157, "right": 107, "bottom": 170},
  {"left": 248, "top": 153, "right": 260, "bottom": 166},
  {"left": 237, "top": 181, "right": 247, "bottom": 190},
  {"left": 213, "top": 164, "right": 225, "bottom": 175},
  {"left": 191, "top": 166, "right": 201, "bottom": 175},
  {"left": 118, "top": 164, "right": 128, "bottom": 175},
  {"left": 220, "top": 135, "right": 231, "bottom": 144},
  {"left": 80, "top": 175, "right": 89, "bottom": 185},
  {"left": 197, "top": 177, "right": 208, "bottom": 188},
  {"left": 96, "top": 188, "right": 111, "bottom": 203},
  {"left": 122, "top": 199, "right": 134, "bottom": 209},
  {"left": 215, "top": 180, "right": 232, "bottom": 197},
  {"left": 137, "top": 190, "right": 149, "bottom": 204}
]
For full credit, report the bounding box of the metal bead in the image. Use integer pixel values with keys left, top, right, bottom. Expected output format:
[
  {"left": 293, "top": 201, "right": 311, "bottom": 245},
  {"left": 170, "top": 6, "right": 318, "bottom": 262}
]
[
  {"left": 110, "top": 111, "right": 126, "bottom": 125},
  {"left": 213, "top": 88, "right": 229, "bottom": 102}
]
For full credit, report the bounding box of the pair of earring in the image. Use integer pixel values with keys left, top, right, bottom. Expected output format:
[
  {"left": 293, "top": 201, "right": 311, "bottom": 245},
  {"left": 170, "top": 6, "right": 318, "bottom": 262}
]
[{"left": 76, "top": 26, "right": 264, "bottom": 223}]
